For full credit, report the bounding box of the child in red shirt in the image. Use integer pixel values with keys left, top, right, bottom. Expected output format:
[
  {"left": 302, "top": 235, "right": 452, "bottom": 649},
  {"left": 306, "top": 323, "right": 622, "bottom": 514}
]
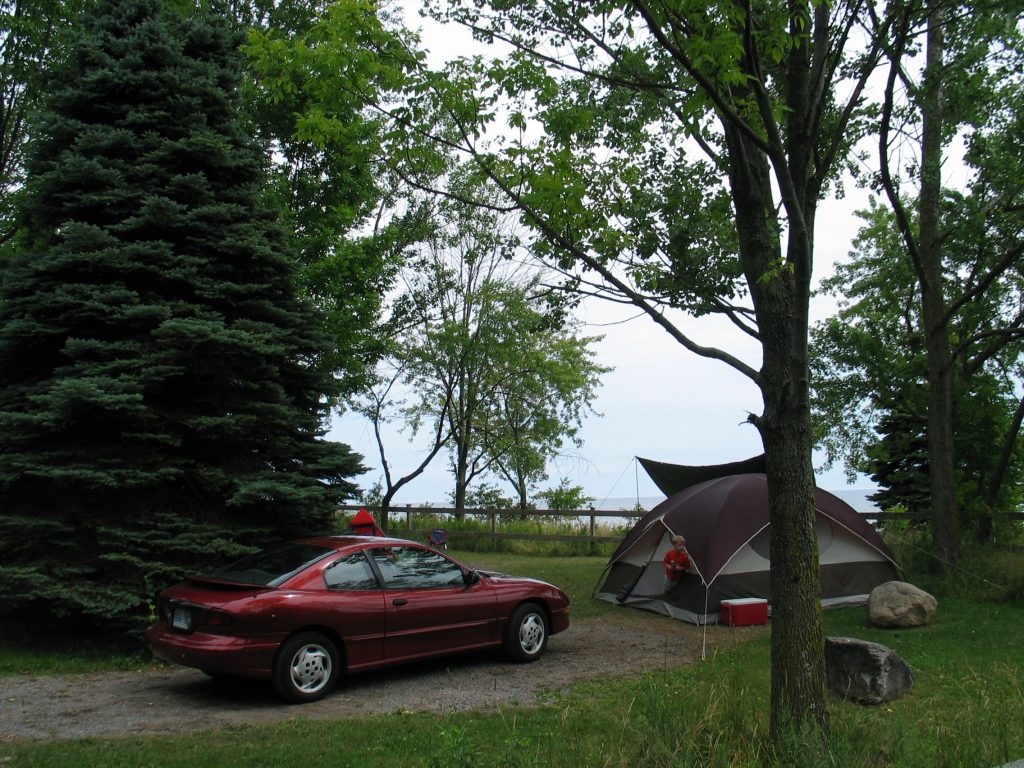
[{"left": 662, "top": 535, "right": 690, "bottom": 593}]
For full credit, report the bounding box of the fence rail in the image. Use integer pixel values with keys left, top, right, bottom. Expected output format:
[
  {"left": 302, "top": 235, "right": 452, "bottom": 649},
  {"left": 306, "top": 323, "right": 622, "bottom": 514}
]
[
  {"left": 337, "top": 504, "right": 639, "bottom": 548},
  {"left": 336, "top": 505, "right": 1024, "bottom": 548}
]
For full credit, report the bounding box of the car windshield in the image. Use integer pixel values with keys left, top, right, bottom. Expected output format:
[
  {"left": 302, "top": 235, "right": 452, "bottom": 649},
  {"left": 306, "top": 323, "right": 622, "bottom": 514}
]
[{"left": 210, "top": 543, "right": 335, "bottom": 587}]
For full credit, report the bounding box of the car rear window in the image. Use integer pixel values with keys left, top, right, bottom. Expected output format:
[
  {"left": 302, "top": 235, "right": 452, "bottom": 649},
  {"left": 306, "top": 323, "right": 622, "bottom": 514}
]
[{"left": 210, "top": 543, "right": 335, "bottom": 587}]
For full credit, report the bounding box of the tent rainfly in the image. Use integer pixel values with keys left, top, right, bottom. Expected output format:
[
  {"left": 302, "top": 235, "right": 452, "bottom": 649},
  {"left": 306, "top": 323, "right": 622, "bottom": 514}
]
[{"left": 595, "top": 472, "right": 899, "bottom": 624}]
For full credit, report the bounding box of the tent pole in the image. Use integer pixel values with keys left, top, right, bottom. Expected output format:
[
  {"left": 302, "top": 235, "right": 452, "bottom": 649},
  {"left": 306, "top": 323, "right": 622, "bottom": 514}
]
[
  {"left": 701, "top": 585, "right": 710, "bottom": 661},
  {"left": 612, "top": 524, "right": 667, "bottom": 602}
]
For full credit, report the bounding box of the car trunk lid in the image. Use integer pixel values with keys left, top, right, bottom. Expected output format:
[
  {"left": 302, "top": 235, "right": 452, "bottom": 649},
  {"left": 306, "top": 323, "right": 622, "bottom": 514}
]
[{"left": 158, "top": 578, "right": 270, "bottom": 632}]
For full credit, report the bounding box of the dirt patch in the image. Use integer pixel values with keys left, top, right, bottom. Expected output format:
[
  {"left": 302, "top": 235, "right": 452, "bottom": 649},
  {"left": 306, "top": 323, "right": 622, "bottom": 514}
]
[{"left": 0, "top": 615, "right": 762, "bottom": 741}]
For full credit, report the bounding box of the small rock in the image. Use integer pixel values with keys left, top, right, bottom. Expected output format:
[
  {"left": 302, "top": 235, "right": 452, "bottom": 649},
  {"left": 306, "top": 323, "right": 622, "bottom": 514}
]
[
  {"left": 825, "top": 636, "right": 914, "bottom": 705},
  {"left": 868, "top": 581, "right": 937, "bottom": 628}
]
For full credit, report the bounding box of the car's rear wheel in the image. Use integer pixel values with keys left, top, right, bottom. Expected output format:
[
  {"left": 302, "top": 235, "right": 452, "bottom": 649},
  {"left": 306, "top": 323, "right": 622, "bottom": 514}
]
[
  {"left": 273, "top": 632, "right": 340, "bottom": 703},
  {"left": 504, "top": 603, "right": 548, "bottom": 662}
]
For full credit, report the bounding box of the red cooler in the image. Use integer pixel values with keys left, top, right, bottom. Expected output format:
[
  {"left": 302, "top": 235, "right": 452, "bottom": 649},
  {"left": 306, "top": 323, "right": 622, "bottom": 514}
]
[{"left": 720, "top": 598, "right": 769, "bottom": 626}]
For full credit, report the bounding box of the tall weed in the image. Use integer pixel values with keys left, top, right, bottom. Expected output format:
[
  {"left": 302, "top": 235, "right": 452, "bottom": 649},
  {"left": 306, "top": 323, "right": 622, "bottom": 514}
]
[
  {"left": 885, "top": 528, "right": 1024, "bottom": 603},
  {"left": 385, "top": 512, "right": 627, "bottom": 557}
]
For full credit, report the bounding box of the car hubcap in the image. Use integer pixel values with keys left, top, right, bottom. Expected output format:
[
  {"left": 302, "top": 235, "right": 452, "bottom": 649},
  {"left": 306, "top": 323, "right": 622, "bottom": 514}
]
[
  {"left": 519, "top": 614, "right": 545, "bottom": 655},
  {"left": 289, "top": 644, "right": 332, "bottom": 693}
]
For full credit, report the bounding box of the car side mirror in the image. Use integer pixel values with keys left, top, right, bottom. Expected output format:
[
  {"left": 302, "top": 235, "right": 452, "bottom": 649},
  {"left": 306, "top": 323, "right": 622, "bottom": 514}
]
[{"left": 463, "top": 569, "right": 481, "bottom": 587}]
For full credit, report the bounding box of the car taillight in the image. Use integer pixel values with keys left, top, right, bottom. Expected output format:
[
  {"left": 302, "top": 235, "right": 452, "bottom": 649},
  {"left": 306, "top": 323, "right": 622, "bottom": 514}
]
[
  {"left": 197, "top": 608, "right": 235, "bottom": 628},
  {"left": 158, "top": 599, "right": 174, "bottom": 624},
  {"left": 161, "top": 601, "right": 234, "bottom": 633}
]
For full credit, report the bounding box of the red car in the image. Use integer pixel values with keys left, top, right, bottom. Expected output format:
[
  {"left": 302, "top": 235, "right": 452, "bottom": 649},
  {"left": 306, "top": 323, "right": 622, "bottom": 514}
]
[{"left": 147, "top": 536, "right": 570, "bottom": 703}]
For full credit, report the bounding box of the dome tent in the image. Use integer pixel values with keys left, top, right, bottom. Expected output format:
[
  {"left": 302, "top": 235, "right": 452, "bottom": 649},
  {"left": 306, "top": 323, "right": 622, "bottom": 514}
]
[{"left": 595, "top": 462, "right": 899, "bottom": 624}]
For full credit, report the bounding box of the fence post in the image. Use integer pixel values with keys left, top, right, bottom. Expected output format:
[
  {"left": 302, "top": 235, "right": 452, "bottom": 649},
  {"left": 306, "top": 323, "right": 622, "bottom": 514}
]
[
  {"left": 589, "top": 511, "right": 596, "bottom": 555},
  {"left": 490, "top": 511, "right": 497, "bottom": 550}
]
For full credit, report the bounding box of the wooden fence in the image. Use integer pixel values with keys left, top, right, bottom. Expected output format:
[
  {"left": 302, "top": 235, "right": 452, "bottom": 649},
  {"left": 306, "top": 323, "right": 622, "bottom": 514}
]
[
  {"left": 337, "top": 504, "right": 1024, "bottom": 549},
  {"left": 337, "top": 504, "right": 640, "bottom": 548}
]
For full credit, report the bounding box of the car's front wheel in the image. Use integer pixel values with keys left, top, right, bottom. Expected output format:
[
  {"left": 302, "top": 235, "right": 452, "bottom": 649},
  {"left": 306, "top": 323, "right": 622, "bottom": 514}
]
[
  {"left": 273, "top": 632, "right": 340, "bottom": 703},
  {"left": 504, "top": 603, "right": 548, "bottom": 662}
]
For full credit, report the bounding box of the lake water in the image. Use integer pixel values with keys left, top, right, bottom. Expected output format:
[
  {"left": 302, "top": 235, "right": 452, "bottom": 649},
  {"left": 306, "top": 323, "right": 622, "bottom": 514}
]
[{"left": 591, "top": 488, "right": 879, "bottom": 518}]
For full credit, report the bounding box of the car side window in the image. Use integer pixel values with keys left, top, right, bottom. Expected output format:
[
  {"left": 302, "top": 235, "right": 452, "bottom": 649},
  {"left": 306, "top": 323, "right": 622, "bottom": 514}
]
[
  {"left": 369, "top": 547, "right": 466, "bottom": 589},
  {"left": 323, "top": 553, "right": 380, "bottom": 591}
]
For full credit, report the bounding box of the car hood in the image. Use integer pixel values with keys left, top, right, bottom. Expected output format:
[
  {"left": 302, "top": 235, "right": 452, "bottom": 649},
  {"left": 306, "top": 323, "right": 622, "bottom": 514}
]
[{"left": 479, "top": 571, "right": 562, "bottom": 591}]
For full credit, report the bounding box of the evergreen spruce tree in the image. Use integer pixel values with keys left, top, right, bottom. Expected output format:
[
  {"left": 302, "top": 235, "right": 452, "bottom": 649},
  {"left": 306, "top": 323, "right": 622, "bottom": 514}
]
[
  {"left": 0, "top": 0, "right": 364, "bottom": 638},
  {"left": 866, "top": 410, "right": 931, "bottom": 516}
]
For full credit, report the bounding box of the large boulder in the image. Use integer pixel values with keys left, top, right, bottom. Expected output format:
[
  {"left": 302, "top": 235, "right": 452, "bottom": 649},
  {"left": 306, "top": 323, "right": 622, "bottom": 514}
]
[
  {"left": 825, "top": 636, "right": 914, "bottom": 705},
  {"left": 868, "top": 581, "right": 937, "bottom": 628}
]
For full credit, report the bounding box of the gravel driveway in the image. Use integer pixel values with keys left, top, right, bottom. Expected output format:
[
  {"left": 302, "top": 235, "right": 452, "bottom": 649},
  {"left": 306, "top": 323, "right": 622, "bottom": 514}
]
[{"left": 0, "top": 615, "right": 756, "bottom": 741}]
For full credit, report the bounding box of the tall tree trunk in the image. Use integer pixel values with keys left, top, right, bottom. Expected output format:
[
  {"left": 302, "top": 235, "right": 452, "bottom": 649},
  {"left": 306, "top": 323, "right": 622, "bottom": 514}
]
[
  {"left": 919, "top": 0, "right": 958, "bottom": 570},
  {"left": 725, "top": 123, "right": 828, "bottom": 737},
  {"left": 982, "top": 394, "right": 1024, "bottom": 540},
  {"left": 452, "top": 404, "right": 470, "bottom": 516},
  {"left": 762, "top": 398, "right": 826, "bottom": 735},
  {"left": 516, "top": 475, "right": 529, "bottom": 510},
  {"left": 758, "top": 250, "right": 827, "bottom": 738},
  {"left": 454, "top": 459, "right": 468, "bottom": 515},
  {"left": 379, "top": 492, "right": 394, "bottom": 530}
]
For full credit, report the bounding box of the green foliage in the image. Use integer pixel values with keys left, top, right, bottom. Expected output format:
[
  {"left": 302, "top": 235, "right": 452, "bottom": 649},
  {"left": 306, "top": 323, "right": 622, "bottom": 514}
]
[
  {"left": 426, "top": 725, "right": 481, "bottom": 768},
  {"left": 359, "top": 479, "right": 384, "bottom": 507},
  {"left": 101, "top": 0, "right": 422, "bottom": 409},
  {"left": 885, "top": 527, "right": 1024, "bottom": 604},
  {"left": 812, "top": 196, "right": 1024, "bottom": 525},
  {"left": 534, "top": 478, "right": 594, "bottom": 524},
  {"left": 452, "top": 482, "right": 516, "bottom": 511},
  {"left": 812, "top": 2, "right": 1024, "bottom": 556},
  {"left": 0, "top": 0, "right": 364, "bottom": 639},
  {"left": 865, "top": 410, "right": 932, "bottom": 515},
  {"left": 536, "top": 479, "right": 593, "bottom": 513},
  {"left": 0, "top": 0, "right": 90, "bottom": 255},
  {"left": 241, "top": 0, "right": 427, "bottom": 400}
]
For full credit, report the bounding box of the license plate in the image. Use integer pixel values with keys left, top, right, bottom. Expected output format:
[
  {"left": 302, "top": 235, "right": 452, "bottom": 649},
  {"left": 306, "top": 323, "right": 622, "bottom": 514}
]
[{"left": 171, "top": 607, "right": 192, "bottom": 631}]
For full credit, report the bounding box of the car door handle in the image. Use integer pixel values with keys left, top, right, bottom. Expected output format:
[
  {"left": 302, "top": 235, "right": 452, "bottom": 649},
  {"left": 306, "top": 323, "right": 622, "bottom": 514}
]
[{"left": 392, "top": 598, "right": 407, "bottom": 606}]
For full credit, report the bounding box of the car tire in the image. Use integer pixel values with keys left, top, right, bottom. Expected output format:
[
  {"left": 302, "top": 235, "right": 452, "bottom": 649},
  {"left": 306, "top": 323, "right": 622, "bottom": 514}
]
[
  {"left": 504, "top": 603, "right": 548, "bottom": 663},
  {"left": 272, "top": 632, "right": 340, "bottom": 703}
]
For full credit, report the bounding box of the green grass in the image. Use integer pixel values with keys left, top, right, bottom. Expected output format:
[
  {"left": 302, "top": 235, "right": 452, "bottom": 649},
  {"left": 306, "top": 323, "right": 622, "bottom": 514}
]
[
  {"left": 2, "top": 546, "right": 1023, "bottom": 767},
  {"left": 452, "top": 549, "right": 615, "bottom": 619},
  {"left": 0, "top": 645, "right": 155, "bottom": 676}
]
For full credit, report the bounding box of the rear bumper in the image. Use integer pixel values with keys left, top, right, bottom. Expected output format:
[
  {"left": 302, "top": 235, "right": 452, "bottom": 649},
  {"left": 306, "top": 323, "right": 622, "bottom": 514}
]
[{"left": 146, "top": 624, "right": 279, "bottom": 679}]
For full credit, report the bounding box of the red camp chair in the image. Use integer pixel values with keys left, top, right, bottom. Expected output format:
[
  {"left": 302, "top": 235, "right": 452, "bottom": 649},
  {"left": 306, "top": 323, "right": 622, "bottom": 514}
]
[{"left": 350, "top": 508, "right": 385, "bottom": 537}]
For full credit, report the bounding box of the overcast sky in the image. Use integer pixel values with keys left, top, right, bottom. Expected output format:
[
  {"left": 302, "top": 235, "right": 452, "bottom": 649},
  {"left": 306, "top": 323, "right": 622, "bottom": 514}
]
[{"left": 327, "top": 5, "right": 878, "bottom": 508}]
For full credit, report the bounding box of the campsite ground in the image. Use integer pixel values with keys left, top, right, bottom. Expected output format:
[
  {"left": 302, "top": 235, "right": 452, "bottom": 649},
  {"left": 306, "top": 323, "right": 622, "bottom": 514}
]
[
  {"left": 3, "top": 541, "right": 1024, "bottom": 768},
  {"left": 0, "top": 613, "right": 761, "bottom": 741}
]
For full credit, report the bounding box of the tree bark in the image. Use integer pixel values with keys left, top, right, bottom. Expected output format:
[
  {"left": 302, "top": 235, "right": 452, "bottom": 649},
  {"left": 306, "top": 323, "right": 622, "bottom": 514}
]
[
  {"left": 982, "top": 394, "right": 1024, "bottom": 540},
  {"left": 724, "top": 121, "right": 828, "bottom": 737},
  {"left": 918, "top": 0, "right": 958, "bottom": 570},
  {"left": 763, "top": 405, "right": 827, "bottom": 735}
]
